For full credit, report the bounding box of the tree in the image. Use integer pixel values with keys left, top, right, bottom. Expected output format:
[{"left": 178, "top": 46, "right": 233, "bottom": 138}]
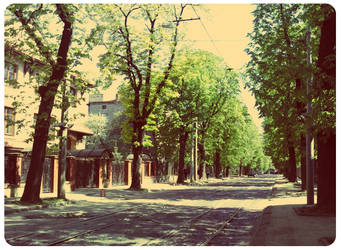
[
  {"left": 207, "top": 97, "right": 243, "bottom": 178},
  {"left": 207, "top": 98, "right": 265, "bottom": 178},
  {"left": 84, "top": 114, "right": 108, "bottom": 148},
  {"left": 5, "top": 4, "right": 96, "bottom": 202},
  {"left": 105, "top": 111, "right": 131, "bottom": 159},
  {"left": 85, "top": 112, "right": 131, "bottom": 159},
  {"left": 194, "top": 53, "right": 239, "bottom": 180},
  {"left": 245, "top": 4, "right": 315, "bottom": 182},
  {"left": 95, "top": 4, "right": 188, "bottom": 190},
  {"left": 156, "top": 48, "right": 235, "bottom": 183},
  {"left": 313, "top": 5, "right": 336, "bottom": 212},
  {"left": 5, "top": 4, "right": 76, "bottom": 203},
  {"left": 246, "top": 4, "right": 336, "bottom": 210}
]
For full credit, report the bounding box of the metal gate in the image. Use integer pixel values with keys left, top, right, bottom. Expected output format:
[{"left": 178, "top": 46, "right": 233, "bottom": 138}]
[
  {"left": 42, "top": 158, "right": 53, "bottom": 193},
  {"left": 75, "top": 159, "right": 96, "bottom": 188}
]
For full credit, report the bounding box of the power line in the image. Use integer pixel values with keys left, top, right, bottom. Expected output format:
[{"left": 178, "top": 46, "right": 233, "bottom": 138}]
[
  {"left": 191, "top": 5, "right": 222, "bottom": 55},
  {"left": 181, "top": 39, "right": 243, "bottom": 43}
]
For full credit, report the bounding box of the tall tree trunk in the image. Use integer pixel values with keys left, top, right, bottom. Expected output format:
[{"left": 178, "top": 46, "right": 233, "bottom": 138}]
[
  {"left": 300, "top": 134, "right": 306, "bottom": 190},
  {"left": 21, "top": 110, "right": 51, "bottom": 203},
  {"left": 151, "top": 131, "right": 160, "bottom": 177},
  {"left": 20, "top": 7, "right": 73, "bottom": 203},
  {"left": 214, "top": 148, "right": 222, "bottom": 178},
  {"left": 130, "top": 123, "right": 144, "bottom": 190},
  {"left": 316, "top": 7, "right": 336, "bottom": 212},
  {"left": 317, "top": 129, "right": 336, "bottom": 212},
  {"left": 287, "top": 141, "right": 297, "bottom": 182},
  {"left": 198, "top": 130, "right": 207, "bottom": 180},
  {"left": 225, "top": 166, "right": 230, "bottom": 177},
  {"left": 177, "top": 128, "right": 188, "bottom": 184}
]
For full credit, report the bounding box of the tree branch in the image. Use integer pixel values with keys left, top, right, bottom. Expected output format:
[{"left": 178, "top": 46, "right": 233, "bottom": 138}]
[
  {"left": 54, "top": 4, "right": 74, "bottom": 75},
  {"left": 10, "top": 5, "right": 55, "bottom": 67},
  {"left": 145, "top": 4, "right": 187, "bottom": 117},
  {"left": 118, "top": 7, "right": 143, "bottom": 91},
  {"left": 142, "top": 8, "right": 157, "bottom": 117}
]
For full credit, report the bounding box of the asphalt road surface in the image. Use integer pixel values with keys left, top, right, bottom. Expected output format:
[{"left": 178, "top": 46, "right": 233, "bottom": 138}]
[{"left": 5, "top": 175, "right": 281, "bottom": 246}]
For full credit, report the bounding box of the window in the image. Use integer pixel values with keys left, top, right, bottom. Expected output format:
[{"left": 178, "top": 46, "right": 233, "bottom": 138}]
[
  {"left": 68, "top": 85, "right": 78, "bottom": 107},
  {"left": 70, "top": 86, "right": 77, "bottom": 98},
  {"left": 5, "top": 62, "right": 18, "bottom": 81},
  {"left": 5, "top": 107, "right": 15, "bottom": 136},
  {"left": 102, "top": 105, "right": 107, "bottom": 110}
]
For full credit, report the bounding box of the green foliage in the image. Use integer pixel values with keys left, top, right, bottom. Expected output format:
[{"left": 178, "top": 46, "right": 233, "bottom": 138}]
[
  {"left": 245, "top": 4, "right": 335, "bottom": 171},
  {"left": 94, "top": 4, "right": 188, "bottom": 157},
  {"left": 5, "top": 4, "right": 97, "bottom": 138},
  {"left": 84, "top": 114, "right": 108, "bottom": 148}
]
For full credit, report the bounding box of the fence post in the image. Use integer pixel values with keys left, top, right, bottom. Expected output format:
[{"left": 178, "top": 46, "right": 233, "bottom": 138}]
[
  {"left": 52, "top": 155, "right": 59, "bottom": 196},
  {"left": 98, "top": 159, "right": 103, "bottom": 189},
  {"left": 108, "top": 160, "right": 112, "bottom": 187},
  {"left": 124, "top": 160, "right": 131, "bottom": 186},
  {"left": 68, "top": 156, "right": 76, "bottom": 191},
  {"left": 140, "top": 161, "right": 144, "bottom": 184}
]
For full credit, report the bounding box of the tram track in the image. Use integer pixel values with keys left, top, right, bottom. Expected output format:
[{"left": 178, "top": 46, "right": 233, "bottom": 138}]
[
  {"left": 7, "top": 203, "right": 245, "bottom": 246},
  {"left": 140, "top": 205, "right": 242, "bottom": 246},
  {"left": 7, "top": 197, "right": 245, "bottom": 246},
  {"left": 197, "top": 207, "right": 241, "bottom": 246},
  {"left": 6, "top": 204, "right": 147, "bottom": 246},
  {"left": 47, "top": 203, "right": 221, "bottom": 246},
  {"left": 6, "top": 176, "right": 278, "bottom": 246}
]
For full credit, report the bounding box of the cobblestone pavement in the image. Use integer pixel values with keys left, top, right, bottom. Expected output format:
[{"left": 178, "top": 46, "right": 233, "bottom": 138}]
[{"left": 5, "top": 175, "right": 281, "bottom": 246}]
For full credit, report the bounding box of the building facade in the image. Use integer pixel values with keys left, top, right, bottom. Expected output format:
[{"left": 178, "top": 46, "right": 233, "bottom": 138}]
[
  {"left": 4, "top": 46, "right": 93, "bottom": 197},
  {"left": 88, "top": 93, "right": 123, "bottom": 121}
]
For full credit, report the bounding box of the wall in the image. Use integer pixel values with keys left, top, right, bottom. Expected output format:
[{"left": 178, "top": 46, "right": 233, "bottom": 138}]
[
  {"left": 88, "top": 100, "right": 123, "bottom": 121},
  {"left": 5, "top": 52, "right": 90, "bottom": 152},
  {"left": 4, "top": 154, "right": 59, "bottom": 198}
]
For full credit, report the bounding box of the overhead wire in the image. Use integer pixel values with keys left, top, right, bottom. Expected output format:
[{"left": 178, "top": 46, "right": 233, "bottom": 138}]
[{"left": 190, "top": 5, "right": 222, "bottom": 56}]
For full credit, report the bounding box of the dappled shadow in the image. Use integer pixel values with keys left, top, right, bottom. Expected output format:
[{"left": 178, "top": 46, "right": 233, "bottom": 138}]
[
  {"left": 250, "top": 203, "right": 336, "bottom": 246},
  {"left": 6, "top": 201, "right": 262, "bottom": 246},
  {"left": 5, "top": 176, "right": 278, "bottom": 246},
  {"left": 68, "top": 176, "right": 276, "bottom": 205}
]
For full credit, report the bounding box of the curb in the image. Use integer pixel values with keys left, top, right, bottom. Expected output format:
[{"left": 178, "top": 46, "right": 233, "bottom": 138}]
[{"left": 5, "top": 200, "right": 76, "bottom": 215}]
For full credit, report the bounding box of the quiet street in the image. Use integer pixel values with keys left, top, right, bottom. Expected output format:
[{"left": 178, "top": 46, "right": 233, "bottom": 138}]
[
  {"left": 6, "top": 175, "right": 285, "bottom": 246},
  {"left": 4, "top": 3, "right": 336, "bottom": 247}
]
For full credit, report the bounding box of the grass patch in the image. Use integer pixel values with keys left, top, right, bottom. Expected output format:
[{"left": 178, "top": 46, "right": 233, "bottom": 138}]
[
  {"left": 42, "top": 198, "right": 68, "bottom": 205},
  {"left": 11, "top": 198, "right": 68, "bottom": 206}
]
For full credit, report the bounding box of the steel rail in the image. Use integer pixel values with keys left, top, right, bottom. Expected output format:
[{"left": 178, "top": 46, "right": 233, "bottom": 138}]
[{"left": 197, "top": 207, "right": 242, "bottom": 246}]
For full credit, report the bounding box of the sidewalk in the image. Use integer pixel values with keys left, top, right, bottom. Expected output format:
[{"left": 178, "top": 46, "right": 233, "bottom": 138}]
[
  {"left": 4, "top": 182, "right": 186, "bottom": 215},
  {"left": 250, "top": 178, "right": 336, "bottom": 246}
]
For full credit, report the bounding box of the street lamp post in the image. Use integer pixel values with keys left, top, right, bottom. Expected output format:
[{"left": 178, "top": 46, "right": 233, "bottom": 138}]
[{"left": 56, "top": 83, "right": 70, "bottom": 199}]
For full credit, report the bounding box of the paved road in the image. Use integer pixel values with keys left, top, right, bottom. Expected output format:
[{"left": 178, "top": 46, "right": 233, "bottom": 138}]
[{"left": 5, "top": 175, "right": 281, "bottom": 246}]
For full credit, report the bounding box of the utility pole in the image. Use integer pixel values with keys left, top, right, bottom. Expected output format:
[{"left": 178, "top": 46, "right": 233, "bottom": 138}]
[
  {"left": 191, "top": 119, "right": 198, "bottom": 182},
  {"left": 306, "top": 25, "right": 314, "bottom": 205},
  {"left": 194, "top": 120, "right": 198, "bottom": 181},
  {"left": 57, "top": 83, "right": 68, "bottom": 199},
  {"left": 190, "top": 129, "right": 194, "bottom": 181}
]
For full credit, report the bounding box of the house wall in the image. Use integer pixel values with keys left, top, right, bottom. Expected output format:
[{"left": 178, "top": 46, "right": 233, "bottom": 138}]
[
  {"left": 88, "top": 101, "right": 123, "bottom": 121},
  {"left": 5, "top": 51, "right": 90, "bottom": 152},
  {"left": 5, "top": 59, "right": 38, "bottom": 149},
  {"left": 4, "top": 50, "right": 93, "bottom": 197}
]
